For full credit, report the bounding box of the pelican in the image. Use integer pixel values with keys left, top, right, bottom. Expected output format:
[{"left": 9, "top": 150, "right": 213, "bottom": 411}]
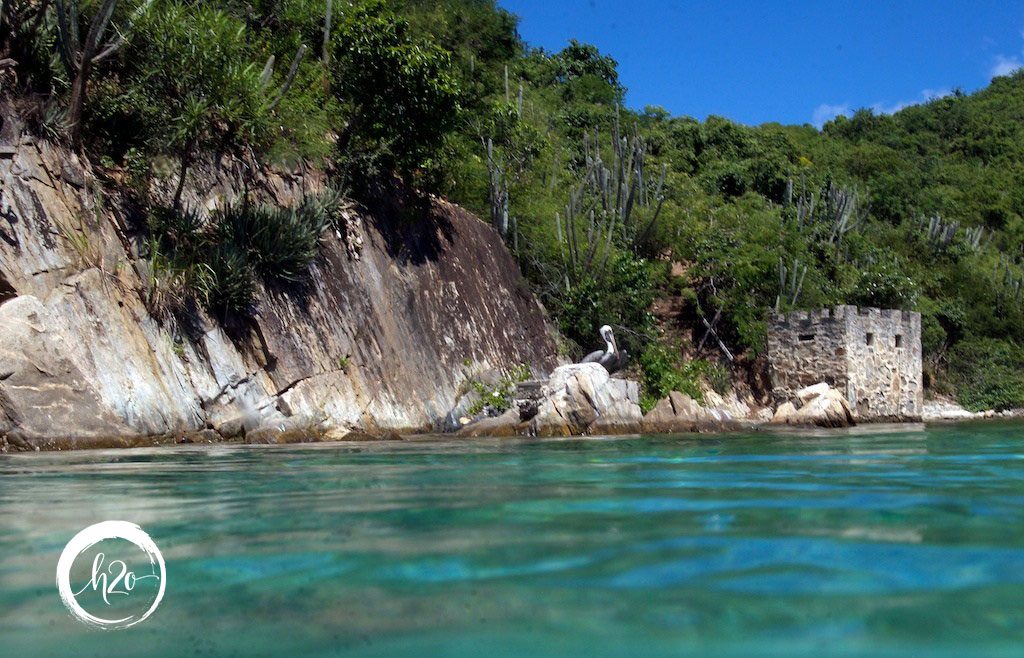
[{"left": 580, "top": 325, "right": 628, "bottom": 374}]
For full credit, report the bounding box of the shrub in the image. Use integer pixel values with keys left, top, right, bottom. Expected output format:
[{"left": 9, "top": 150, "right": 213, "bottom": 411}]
[
  {"left": 554, "top": 251, "right": 656, "bottom": 357},
  {"left": 638, "top": 345, "right": 704, "bottom": 411},
  {"left": 142, "top": 238, "right": 202, "bottom": 322},
  {"left": 845, "top": 261, "right": 918, "bottom": 309},
  {"left": 145, "top": 192, "right": 338, "bottom": 320},
  {"left": 948, "top": 338, "right": 1024, "bottom": 412},
  {"left": 467, "top": 364, "right": 532, "bottom": 415},
  {"left": 213, "top": 194, "right": 338, "bottom": 283},
  {"left": 201, "top": 244, "right": 258, "bottom": 318}
]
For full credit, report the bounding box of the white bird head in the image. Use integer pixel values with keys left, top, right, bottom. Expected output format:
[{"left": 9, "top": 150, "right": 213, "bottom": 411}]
[{"left": 599, "top": 325, "right": 613, "bottom": 341}]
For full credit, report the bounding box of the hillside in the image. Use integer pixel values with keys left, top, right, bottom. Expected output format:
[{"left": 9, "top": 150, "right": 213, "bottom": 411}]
[{"left": 3, "top": 1, "right": 1024, "bottom": 414}]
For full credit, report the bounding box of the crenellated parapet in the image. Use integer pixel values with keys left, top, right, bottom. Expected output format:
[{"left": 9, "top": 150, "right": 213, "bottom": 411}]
[{"left": 768, "top": 306, "right": 923, "bottom": 422}]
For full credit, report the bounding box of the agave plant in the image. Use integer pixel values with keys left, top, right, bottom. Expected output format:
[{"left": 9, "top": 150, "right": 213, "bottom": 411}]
[{"left": 212, "top": 191, "right": 341, "bottom": 283}]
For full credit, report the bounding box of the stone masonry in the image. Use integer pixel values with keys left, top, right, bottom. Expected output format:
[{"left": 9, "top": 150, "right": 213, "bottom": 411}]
[{"left": 767, "top": 306, "right": 923, "bottom": 421}]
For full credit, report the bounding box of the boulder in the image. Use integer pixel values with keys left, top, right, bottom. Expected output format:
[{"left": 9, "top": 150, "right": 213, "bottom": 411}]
[
  {"left": 455, "top": 409, "right": 523, "bottom": 438},
  {"left": 442, "top": 390, "right": 482, "bottom": 432},
  {"left": 529, "top": 363, "right": 643, "bottom": 437},
  {"left": 922, "top": 400, "right": 982, "bottom": 421},
  {"left": 797, "top": 382, "right": 831, "bottom": 403},
  {"left": 456, "top": 364, "right": 644, "bottom": 438},
  {"left": 772, "top": 384, "right": 854, "bottom": 428}
]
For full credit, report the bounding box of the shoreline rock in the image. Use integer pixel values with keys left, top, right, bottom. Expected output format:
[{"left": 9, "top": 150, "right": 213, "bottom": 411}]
[
  {"left": 642, "top": 391, "right": 747, "bottom": 433},
  {"left": 770, "top": 382, "right": 855, "bottom": 428},
  {"left": 456, "top": 363, "right": 644, "bottom": 438},
  {"left": 922, "top": 399, "right": 1024, "bottom": 422},
  {"left": 0, "top": 134, "right": 560, "bottom": 447}
]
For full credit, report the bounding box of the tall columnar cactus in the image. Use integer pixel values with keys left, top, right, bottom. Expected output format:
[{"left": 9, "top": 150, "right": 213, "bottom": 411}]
[
  {"left": 775, "top": 257, "right": 807, "bottom": 312},
  {"left": 481, "top": 79, "right": 531, "bottom": 240},
  {"left": 914, "top": 213, "right": 985, "bottom": 253},
  {"left": 322, "top": 0, "right": 332, "bottom": 66},
  {"left": 260, "top": 44, "right": 308, "bottom": 112},
  {"left": 555, "top": 109, "right": 667, "bottom": 288},
  {"left": 484, "top": 137, "right": 510, "bottom": 237},
  {"left": 993, "top": 256, "right": 1024, "bottom": 311},
  {"left": 788, "top": 176, "right": 867, "bottom": 246}
]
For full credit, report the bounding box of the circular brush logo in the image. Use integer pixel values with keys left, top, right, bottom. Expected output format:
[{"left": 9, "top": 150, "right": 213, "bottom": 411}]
[{"left": 56, "top": 521, "right": 166, "bottom": 630}]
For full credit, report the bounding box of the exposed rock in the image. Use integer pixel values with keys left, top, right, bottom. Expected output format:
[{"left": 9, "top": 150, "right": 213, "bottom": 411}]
[
  {"left": 771, "top": 383, "right": 855, "bottom": 428},
  {"left": 642, "top": 390, "right": 744, "bottom": 433},
  {"left": 0, "top": 296, "right": 133, "bottom": 441},
  {"left": 442, "top": 392, "right": 482, "bottom": 432},
  {"left": 797, "top": 382, "right": 831, "bottom": 403},
  {"left": 456, "top": 409, "right": 523, "bottom": 438},
  {"left": 178, "top": 429, "right": 221, "bottom": 444},
  {"left": 0, "top": 126, "right": 560, "bottom": 445},
  {"left": 211, "top": 414, "right": 247, "bottom": 439},
  {"left": 244, "top": 426, "right": 326, "bottom": 445},
  {"left": 921, "top": 399, "right": 1006, "bottom": 421},
  {"left": 453, "top": 364, "right": 644, "bottom": 438},
  {"left": 529, "top": 364, "right": 642, "bottom": 437},
  {"left": 701, "top": 389, "right": 754, "bottom": 419},
  {"left": 772, "top": 401, "right": 798, "bottom": 423}
]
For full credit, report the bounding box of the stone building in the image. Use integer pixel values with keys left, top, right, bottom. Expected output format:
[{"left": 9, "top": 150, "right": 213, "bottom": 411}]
[{"left": 767, "top": 306, "right": 923, "bottom": 421}]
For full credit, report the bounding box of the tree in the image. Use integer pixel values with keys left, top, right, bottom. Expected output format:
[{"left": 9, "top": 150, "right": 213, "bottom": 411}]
[
  {"left": 54, "top": 0, "right": 151, "bottom": 147},
  {"left": 117, "top": 4, "right": 304, "bottom": 207},
  {"left": 332, "top": 0, "right": 461, "bottom": 180}
]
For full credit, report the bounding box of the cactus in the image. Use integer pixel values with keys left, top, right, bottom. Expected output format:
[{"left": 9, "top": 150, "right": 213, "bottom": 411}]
[
  {"left": 322, "top": 0, "right": 332, "bottom": 66},
  {"left": 553, "top": 108, "right": 667, "bottom": 288},
  {"left": 265, "top": 44, "right": 307, "bottom": 111},
  {"left": 787, "top": 176, "right": 866, "bottom": 245},
  {"left": 914, "top": 214, "right": 985, "bottom": 253},
  {"left": 775, "top": 257, "right": 807, "bottom": 312},
  {"left": 484, "top": 137, "right": 510, "bottom": 237}
]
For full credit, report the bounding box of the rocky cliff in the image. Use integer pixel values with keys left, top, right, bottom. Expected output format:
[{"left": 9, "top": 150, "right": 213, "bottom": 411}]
[{"left": 0, "top": 128, "right": 560, "bottom": 449}]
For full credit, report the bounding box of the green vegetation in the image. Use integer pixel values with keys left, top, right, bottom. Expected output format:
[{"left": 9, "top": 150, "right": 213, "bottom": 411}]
[
  {"left": 637, "top": 343, "right": 730, "bottom": 412},
  {"left": 145, "top": 194, "right": 339, "bottom": 319},
  {"left": 467, "top": 364, "right": 532, "bottom": 416},
  {"left": 6, "top": 1, "right": 1024, "bottom": 407}
]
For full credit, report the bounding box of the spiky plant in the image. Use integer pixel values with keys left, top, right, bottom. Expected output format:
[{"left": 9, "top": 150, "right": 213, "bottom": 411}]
[
  {"left": 213, "top": 192, "right": 339, "bottom": 283},
  {"left": 554, "top": 108, "right": 667, "bottom": 290}
]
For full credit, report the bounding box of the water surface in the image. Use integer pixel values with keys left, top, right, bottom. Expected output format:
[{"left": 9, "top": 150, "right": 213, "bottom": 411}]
[{"left": 3, "top": 423, "right": 1024, "bottom": 656}]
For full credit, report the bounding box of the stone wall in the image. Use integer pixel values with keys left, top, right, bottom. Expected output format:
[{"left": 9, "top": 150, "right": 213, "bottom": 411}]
[
  {"left": 0, "top": 112, "right": 560, "bottom": 446},
  {"left": 767, "top": 308, "right": 849, "bottom": 396},
  {"left": 841, "top": 307, "right": 922, "bottom": 420},
  {"left": 768, "top": 306, "right": 923, "bottom": 421}
]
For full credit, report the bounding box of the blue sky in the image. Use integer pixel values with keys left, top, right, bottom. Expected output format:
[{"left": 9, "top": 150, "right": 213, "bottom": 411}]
[{"left": 499, "top": 0, "right": 1024, "bottom": 127}]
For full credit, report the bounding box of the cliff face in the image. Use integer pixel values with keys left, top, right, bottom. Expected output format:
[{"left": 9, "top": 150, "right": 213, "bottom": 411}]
[{"left": 0, "top": 131, "right": 559, "bottom": 448}]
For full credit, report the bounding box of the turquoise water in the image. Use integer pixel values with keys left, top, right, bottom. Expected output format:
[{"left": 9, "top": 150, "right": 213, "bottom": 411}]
[{"left": 3, "top": 424, "right": 1024, "bottom": 656}]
